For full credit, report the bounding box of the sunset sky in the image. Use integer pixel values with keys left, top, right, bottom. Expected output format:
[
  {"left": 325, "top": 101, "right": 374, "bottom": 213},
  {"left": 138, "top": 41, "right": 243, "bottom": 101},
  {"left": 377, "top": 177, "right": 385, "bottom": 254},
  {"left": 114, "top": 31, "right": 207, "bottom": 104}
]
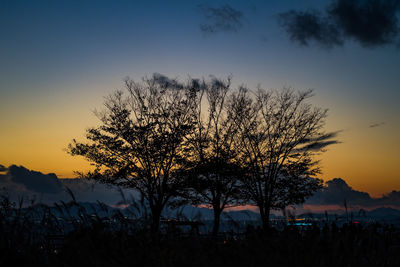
[{"left": 1, "top": 0, "right": 399, "bottom": 197}]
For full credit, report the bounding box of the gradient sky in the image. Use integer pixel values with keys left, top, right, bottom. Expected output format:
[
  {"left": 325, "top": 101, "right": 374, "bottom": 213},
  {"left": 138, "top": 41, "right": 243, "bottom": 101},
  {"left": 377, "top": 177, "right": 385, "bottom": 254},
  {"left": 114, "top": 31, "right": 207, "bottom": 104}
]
[{"left": 1, "top": 0, "right": 399, "bottom": 197}]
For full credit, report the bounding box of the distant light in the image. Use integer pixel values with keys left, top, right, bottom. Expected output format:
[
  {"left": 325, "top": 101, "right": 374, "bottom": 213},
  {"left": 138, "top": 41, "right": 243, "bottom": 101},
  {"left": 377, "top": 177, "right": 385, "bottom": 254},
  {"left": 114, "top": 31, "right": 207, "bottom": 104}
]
[{"left": 287, "top": 222, "right": 312, "bottom": 226}]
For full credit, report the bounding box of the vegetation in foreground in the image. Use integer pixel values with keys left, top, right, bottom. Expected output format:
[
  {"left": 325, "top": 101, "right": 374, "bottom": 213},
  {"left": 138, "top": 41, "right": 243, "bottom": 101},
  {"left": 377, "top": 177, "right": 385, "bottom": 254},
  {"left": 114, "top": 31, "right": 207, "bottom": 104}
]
[{"left": 1, "top": 196, "right": 399, "bottom": 267}]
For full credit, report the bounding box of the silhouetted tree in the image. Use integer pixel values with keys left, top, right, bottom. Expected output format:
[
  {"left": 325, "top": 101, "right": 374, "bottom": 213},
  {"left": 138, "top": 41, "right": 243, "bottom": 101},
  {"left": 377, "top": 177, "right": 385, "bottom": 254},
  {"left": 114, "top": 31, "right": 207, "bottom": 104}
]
[
  {"left": 229, "top": 87, "right": 337, "bottom": 228},
  {"left": 68, "top": 73, "right": 336, "bottom": 232},
  {"left": 183, "top": 77, "right": 244, "bottom": 235},
  {"left": 68, "top": 74, "right": 199, "bottom": 231}
]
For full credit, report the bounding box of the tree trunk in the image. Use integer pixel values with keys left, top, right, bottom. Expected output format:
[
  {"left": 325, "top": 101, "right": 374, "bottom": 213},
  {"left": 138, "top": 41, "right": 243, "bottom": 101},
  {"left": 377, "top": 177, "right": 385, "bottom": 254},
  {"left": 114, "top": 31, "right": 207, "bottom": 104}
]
[
  {"left": 259, "top": 204, "right": 271, "bottom": 229},
  {"left": 151, "top": 206, "right": 162, "bottom": 233},
  {"left": 212, "top": 207, "right": 222, "bottom": 236}
]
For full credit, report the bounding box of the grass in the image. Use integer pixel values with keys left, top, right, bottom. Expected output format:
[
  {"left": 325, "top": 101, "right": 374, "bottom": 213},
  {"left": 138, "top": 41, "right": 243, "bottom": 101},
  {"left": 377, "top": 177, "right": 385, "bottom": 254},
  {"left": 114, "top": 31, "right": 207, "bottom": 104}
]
[{"left": 0, "top": 194, "right": 399, "bottom": 267}]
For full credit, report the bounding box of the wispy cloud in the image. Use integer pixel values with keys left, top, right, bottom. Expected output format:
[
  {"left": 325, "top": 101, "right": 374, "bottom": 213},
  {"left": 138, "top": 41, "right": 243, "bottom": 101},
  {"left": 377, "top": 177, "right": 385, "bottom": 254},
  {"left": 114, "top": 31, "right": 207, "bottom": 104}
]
[
  {"left": 198, "top": 4, "right": 244, "bottom": 34},
  {"left": 279, "top": 0, "right": 400, "bottom": 48},
  {"left": 152, "top": 73, "right": 184, "bottom": 89},
  {"left": 369, "top": 122, "right": 386, "bottom": 128}
]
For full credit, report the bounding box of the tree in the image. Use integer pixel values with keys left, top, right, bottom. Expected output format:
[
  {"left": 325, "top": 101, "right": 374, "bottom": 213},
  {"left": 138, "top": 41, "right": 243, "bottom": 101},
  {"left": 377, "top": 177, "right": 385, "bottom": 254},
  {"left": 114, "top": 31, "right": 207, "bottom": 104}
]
[
  {"left": 229, "top": 87, "right": 338, "bottom": 228},
  {"left": 68, "top": 74, "right": 199, "bottom": 232},
  {"left": 68, "top": 73, "right": 336, "bottom": 232},
  {"left": 183, "top": 76, "right": 244, "bottom": 235}
]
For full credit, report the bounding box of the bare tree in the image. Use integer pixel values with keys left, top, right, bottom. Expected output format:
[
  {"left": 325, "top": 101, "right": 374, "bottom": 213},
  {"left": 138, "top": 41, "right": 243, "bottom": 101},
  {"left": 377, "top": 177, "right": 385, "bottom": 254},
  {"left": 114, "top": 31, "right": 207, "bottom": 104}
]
[
  {"left": 229, "top": 87, "right": 338, "bottom": 228},
  {"left": 67, "top": 74, "right": 199, "bottom": 231},
  {"left": 68, "top": 73, "right": 336, "bottom": 232},
  {"left": 183, "top": 76, "right": 244, "bottom": 235}
]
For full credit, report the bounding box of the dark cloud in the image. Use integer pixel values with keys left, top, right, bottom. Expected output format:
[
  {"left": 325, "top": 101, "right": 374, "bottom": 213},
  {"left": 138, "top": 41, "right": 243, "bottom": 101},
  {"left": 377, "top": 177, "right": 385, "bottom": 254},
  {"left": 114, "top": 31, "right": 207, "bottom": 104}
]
[
  {"left": 300, "top": 140, "right": 341, "bottom": 152},
  {"left": 152, "top": 73, "right": 184, "bottom": 90},
  {"left": 369, "top": 122, "right": 386, "bottom": 128},
  {"left": 0, "top": 164, "right": 6, "bottom": 172},
  {"left": 329, "top": 0, "right": 400, "bottom": 47},
  {"left": 279, "top": 10, "right": 343, "bottom": 48},
  {"left": 307, "top": 178, "right": 400, "bottom": 207},
  {"left": 7, "top": 165, "right": 63, "bottom": 194},
  {"left": 152, "top": 73, "right": 210, "bottom": 92},
  {"left": 1, "top": 165, "right": 398, "bottom": 210},
  {"left": 295, "top": 131, "right": 341, "bottom": 152},
  {"left": 380, "top": 190, "right": 400, "bottom": 205},
  {"left": 60, "top": 178, "right": 137, "bottom": 204},
  {"left": 308, "top": 178, "right": 372, "bottom": 205},
  {"left": 0, "top": 165, "right": 136, "bottom": 205},
  {"left": 279, "top": 0, "right": 400, "bottom": 48},
  {"left": 198, "top": 4, "right": 244, "bottom": 34}
]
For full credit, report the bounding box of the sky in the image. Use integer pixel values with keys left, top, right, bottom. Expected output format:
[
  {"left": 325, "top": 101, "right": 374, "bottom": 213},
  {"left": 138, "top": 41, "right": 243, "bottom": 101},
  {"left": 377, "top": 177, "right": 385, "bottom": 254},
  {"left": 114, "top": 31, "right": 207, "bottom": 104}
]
[{"left": 1, "top": 0, "right": 399, "bottom": 197}]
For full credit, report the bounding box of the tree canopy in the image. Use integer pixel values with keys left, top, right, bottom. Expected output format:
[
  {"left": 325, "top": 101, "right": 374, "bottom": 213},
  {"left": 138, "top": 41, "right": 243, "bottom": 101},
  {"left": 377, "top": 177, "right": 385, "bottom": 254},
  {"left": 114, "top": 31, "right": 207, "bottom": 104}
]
[
  {"left": 68, "top": 74, "right": 338, "bottom": 231},
  {"left": 229, "top": 87, "right": 338, "bottom": 226},
  {"left": 68, "top": 74, "right": 200, "bottom": 231}
]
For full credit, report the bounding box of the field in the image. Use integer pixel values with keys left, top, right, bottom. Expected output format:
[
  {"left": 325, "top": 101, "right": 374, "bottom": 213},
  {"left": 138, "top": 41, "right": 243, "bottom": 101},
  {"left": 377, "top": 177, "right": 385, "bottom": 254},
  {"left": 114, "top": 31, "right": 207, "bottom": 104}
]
[{"left": 1, "top": 197, "right": 399, "bottom": 267}]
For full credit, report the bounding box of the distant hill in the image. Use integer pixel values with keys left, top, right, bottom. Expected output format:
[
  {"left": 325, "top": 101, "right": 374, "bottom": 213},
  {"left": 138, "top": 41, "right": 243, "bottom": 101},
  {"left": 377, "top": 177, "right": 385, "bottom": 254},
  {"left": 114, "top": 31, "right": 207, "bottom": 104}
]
[
  {"left": 367, "top": 207, "right": 400, "bottom": 219},
  {"left": 19, "top": 202, "right": 264, "bottom": 222},
  {"left": 298, "top": 207, "right": 400, "bottom": 223},
  {"left": 17, "top": 201, "right": 400, "bottom": 224}
]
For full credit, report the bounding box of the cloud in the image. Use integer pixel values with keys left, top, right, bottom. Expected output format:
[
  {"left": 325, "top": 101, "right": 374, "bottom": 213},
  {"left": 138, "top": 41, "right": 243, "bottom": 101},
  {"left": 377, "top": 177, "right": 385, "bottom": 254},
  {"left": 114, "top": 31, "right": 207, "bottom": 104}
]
[
  {"left": 1, "top": 166, "right": 398, "bottom": 211},
  {"left": 295, "top": 131, "right": 341, "bottom": 152},
  {"left": 306, "top": 177, "right": 400, "bottom": 207},
  {"left": 151, "top": 73, "right": 210, "bottom": 92},
  {"left": 300, "top": 140, "right": 341, "bottom": 151},
  {"left": 307, "top": 178, "right": 372, "bottom": 205},
  {"left": 0, "top": 165, "right": 136, "bottom": 205},
  {"left": 369, "top": 122, "right": 386, "bottom": 128},
  {"left": 279, "top": 0, "right": 400, "bottom": 48},
  {"left": 61, "top": 178, "right": 137, "bottom": 204},
  {"left": 7, "top": 165, "right": 63, "bottom": 194},
  {"left": 0, "top": 164, "right": 6, "bottom": 172},
  {"left": 198, "top": 4, "right": 244, "bottom": 34},
  {"left": 380, "top": 190, "right": 400, "bottom": 205},
  {"left": 328, "top": 0, "right": 400, "bottom": 47},
  {"left": 279, "top": 10, "right": 343, "bottom": 48},
  {"left": 152, "top": 73, "right": 184, "bottom": 90}
]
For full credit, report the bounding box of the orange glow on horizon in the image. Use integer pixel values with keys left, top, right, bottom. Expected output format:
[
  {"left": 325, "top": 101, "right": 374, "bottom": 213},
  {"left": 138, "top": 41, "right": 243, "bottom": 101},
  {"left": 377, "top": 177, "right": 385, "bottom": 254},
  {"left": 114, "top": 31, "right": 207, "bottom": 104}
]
[{"left": 1, "top": 89, "right": 398, "bottom": 197}]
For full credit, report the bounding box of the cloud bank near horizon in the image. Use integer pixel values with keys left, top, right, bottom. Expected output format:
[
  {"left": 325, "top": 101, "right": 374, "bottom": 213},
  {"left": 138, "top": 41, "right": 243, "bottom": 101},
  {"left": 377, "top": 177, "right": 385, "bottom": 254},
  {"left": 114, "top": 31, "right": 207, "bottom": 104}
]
[
  {"left": 0, "top": 164, "right": 398, "bottom": 209},
  {"left": 0, "top": 165, "right": 136, "bottom": 205},
  {"left": 306, "top": 178, "right": 400, "bottom": 207}
]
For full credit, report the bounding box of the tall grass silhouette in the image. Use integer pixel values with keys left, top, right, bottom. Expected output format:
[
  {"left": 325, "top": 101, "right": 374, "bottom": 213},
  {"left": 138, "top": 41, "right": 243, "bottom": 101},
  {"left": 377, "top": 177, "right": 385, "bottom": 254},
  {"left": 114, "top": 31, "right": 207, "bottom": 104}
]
[{"left": 1, "top": 189, "right": 400, "bottom": 266}]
